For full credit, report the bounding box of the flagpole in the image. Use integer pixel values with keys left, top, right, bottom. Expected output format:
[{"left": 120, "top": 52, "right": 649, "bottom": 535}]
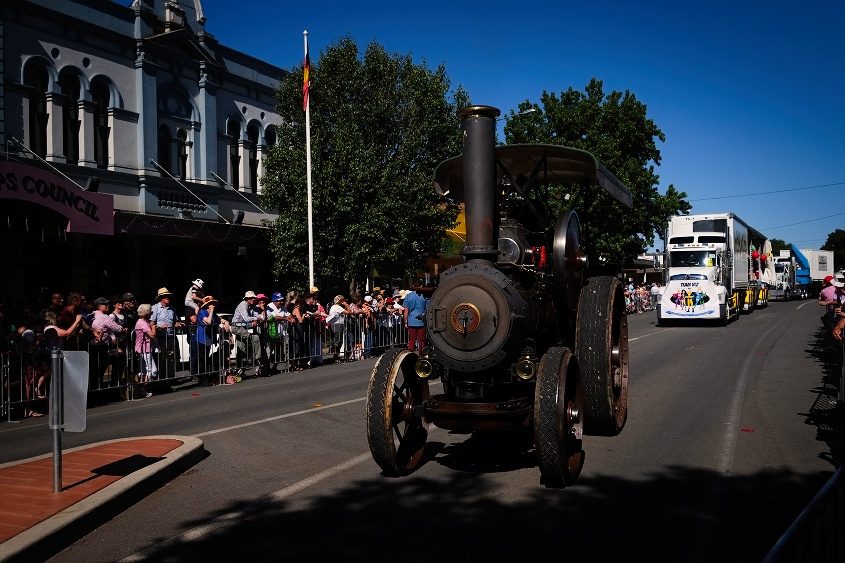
[{"left": 304, "top": 30, "right": 315, "bottom": 290}]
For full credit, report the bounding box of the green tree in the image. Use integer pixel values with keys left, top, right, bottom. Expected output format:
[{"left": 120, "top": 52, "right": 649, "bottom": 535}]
[
  {"left": 821, "top": 228, "right": 845, "bottom": 271},
  {"left": 503, "top": 79, "right": 691, "bottom": 269},
  {"left": 261, "top": 38, "right": 467, "bottom": 292},
  {"left": 769, "top": 238, "right": 788, "bottom": 256}
]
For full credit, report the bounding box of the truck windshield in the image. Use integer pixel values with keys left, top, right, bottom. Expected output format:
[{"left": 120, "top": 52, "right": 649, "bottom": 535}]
[{"left": 669, "top": 251, "right": 715, "bottom": 268}]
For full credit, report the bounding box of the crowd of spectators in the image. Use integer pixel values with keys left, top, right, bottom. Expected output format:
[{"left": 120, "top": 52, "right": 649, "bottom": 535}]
[
  {"left": 820, "top": 272, "right": 845, "bottom": 344},
  {"left": 0, "top": 278, "right": 425, "bottom": 418},
  {"left": 625, "top": 282, "right": 661, "bottom": 314}
]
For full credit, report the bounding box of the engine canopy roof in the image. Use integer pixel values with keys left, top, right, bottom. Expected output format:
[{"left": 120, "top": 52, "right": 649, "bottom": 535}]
[{"left": 433, "top": 143, "right": 633, "bottom": 209}]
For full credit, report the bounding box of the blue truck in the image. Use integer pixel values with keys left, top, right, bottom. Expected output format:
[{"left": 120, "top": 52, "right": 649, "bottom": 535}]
[{"left": 769, "top": 245, "right": 809, "bottom": 301}]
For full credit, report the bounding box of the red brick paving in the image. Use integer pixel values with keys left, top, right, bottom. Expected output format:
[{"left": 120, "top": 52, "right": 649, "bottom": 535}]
[{"left": 0, "top": 438, "right": 182, "bottom": 543}]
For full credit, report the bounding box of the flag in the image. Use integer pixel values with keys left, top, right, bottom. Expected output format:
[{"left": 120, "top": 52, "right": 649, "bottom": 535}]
[{"left": 302, "top": 39, "right": 310, "bottom": 111}]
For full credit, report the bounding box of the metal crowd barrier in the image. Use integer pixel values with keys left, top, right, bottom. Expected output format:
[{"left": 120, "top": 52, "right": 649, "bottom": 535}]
[
  {"left": 1, "top": 312, "right": 410, "bottom": 421},
  {"left": 763, "top": 466, "right": 844, "bottom": 563}
]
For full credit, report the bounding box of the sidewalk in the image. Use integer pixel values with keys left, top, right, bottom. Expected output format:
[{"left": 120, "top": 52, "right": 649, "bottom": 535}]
[{"left": 0, "top": 435, "right": 205, "bottom": 563}]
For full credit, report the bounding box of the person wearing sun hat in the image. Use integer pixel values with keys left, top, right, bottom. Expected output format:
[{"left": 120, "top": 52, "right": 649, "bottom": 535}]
[
  {"left": 252, "top": 293, "right": 272, "bottom": 375},
  {"left": 819, "top": 272, "right": 845, "bottom": 327},
  {"left": 151, "top": 288, "right": 180, "bottom": 334},
  {"left": 231, "top": 290, "right": 262, "bottom": 370},
  {"left": 196, "top": 295, "right": 228, "bottom": 383},
  {"left": 150, "top": 287, "right": 182, "bottom": 380}
]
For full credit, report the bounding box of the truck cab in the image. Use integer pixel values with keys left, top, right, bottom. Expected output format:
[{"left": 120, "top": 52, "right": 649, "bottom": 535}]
[
  {"left": 658, "top": 235, "right": 728, "bottom": 322},
  {"left": 656, "top": 213, "right": 769, "bottom": 326}
]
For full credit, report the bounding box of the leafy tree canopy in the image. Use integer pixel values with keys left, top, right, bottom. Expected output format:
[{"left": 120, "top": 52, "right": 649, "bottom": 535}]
[
  {"left": 503, "top": 78, "right": 691, "bottom": 269},
  {"left": 821, "top": 228, "right": 845, "bottom": 271},
  {"left": 769, "top": 238, "right": 788, "bottom": 256},
  {"left": 261, "top": 37, "right": 468, "bottom": 292}
]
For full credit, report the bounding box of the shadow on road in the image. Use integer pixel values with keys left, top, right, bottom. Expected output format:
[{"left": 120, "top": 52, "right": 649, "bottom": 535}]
[
  {"left": 804, "top": 328, "right": 844, "bottom": 465},
  {"left": 128, "top": 328, "right": 845, "bottom": 563},
  {"left": 140, "top": 463, "right": 834, "bottom": 562}
]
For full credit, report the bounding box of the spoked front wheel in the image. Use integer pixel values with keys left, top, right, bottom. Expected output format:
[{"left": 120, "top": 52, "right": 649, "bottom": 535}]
[
  {"left": 534, "top": 346, "right": 584, "bottom": 488},
  {"left": 365, "top": 346, "right": 430, "bottom": 475}
]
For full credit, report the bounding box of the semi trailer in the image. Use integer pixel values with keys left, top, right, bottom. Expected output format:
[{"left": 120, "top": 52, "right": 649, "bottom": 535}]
[{"left": 657, "top": 213, "right": 773, "bottom": 325}]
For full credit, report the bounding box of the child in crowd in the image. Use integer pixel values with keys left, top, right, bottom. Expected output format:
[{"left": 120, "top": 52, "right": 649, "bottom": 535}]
[{"left": 184, "top": 278, "right": 205, "bottom": 315}]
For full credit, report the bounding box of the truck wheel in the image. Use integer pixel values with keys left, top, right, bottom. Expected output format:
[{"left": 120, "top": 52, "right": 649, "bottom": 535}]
[
  {"left": 576, "top": 276, "right": 629, "bottom": 436},
  {"left": 366, "top": 346, "right": 430, "bottom": 475},
  {"left": 534, "top": 346, "right": 584, "bottom": 487}
]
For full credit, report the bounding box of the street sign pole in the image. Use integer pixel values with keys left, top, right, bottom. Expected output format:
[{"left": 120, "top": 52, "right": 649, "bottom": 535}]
[{"left": 50, "top": 349, "right": 63, "bottom": 493}]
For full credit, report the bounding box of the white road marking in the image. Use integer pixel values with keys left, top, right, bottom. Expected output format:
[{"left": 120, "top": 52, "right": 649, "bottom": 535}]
[
  {"left": 48, "top": 311, "right": 799, "bottom": 560},
  {"left": 122, "top": 380, "right": 447, "bottom": 559},
  {"left": 717, "top": 320, "right": 782, "bottom": 473},
  {"left": 629, "top": 328, "right": 672, "bottom": 342},
  {"left": 192, "top": 397, "right": 366, "bottom": 438}
]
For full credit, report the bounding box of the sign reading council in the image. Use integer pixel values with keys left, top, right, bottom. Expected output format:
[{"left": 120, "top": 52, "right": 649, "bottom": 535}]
[{"left": 0, "top": 161, "right": 114, "bottom": 235}]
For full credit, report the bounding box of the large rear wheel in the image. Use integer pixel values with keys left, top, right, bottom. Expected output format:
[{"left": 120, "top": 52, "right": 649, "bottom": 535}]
[
  {"left": 534, "top": 346, "right": 584, "bottom": 487},
  {"left": 365, "top": 346, "right": 430, "bottom": 475},
  {"left": 576, "top": 276, "right": 629, "bottom": 436}
]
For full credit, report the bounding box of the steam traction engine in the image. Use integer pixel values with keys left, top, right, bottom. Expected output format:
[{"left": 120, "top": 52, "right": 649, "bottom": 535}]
[{"left": 365, "top": 105, "right": 632, "bottom": 487}]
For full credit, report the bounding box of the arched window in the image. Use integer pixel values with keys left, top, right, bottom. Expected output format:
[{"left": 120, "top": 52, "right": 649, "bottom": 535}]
[
  {"left": 90, "top": 78, "right": 110, "bottom": 169},
  {"left": 247, "top": 121, "right": 259, "bottom": 192},
  {"left": 158, "top": 124, "right": 172, "bottom": 174},
  {"left": 176, "top": 128, "right": 188, "bottom": 179},
  {"left": 227, "top": 119, "right": 240, "bottom": 189},
  {"left": 58, "top": 71, "right": 81, "bottom": 164},
  {"left": 23, "top": 62, "right": 49, "bottom": 158},
  {"left": 264, "top": 126, "right": 277, "bottom": 147},
  {"left": 156, "top": 83, "right": 194, "bottom": 179}
]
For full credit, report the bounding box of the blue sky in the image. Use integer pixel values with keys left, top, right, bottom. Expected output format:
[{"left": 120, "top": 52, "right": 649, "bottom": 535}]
[{"left": 198, "top": 0, "right": 844, "bottom": 251}]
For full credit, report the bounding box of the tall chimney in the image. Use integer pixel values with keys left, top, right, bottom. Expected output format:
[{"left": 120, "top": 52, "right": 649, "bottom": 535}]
[{"left": 459, "top": 105, "right": 500, "bottom": 263}]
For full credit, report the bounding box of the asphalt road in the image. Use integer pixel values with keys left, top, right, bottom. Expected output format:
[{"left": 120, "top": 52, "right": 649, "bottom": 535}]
[{"left": 1, "top": 298, "right": 838, "bottom": 562}]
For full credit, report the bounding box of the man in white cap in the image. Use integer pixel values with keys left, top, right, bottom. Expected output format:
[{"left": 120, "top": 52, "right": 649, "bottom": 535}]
[{"left": 232, "top": 290, "right": 262, "bottom": 369}]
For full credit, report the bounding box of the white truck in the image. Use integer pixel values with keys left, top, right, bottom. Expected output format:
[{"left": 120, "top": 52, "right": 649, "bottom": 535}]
[
  {"left": 657, "top": 213, "right": 773, "bottom": 325},
  {"left": 799, "top": 248, "right": 836, "bottom": 296}
]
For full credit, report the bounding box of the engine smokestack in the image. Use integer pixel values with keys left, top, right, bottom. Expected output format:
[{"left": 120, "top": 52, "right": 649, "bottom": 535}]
[{"left": 459, "top": 105, "right": 500, "bottom": 263}]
